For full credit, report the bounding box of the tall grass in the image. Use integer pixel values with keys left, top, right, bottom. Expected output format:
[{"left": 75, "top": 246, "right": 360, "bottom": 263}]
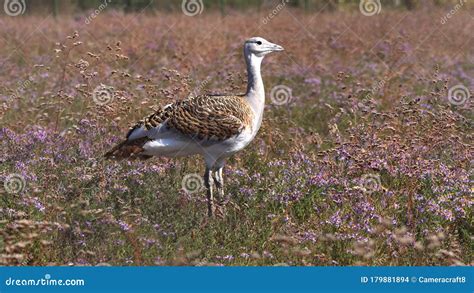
[{"left": 0, "top": 9, "right": 472, "bottom": 266}]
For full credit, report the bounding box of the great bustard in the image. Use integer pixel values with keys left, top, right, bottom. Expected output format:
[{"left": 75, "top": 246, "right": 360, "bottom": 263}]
[{"left": 105, "top": 37, "right": 284, "bottom": 216}]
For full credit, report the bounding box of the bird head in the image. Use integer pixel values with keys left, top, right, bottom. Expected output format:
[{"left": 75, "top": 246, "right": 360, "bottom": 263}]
[{"left": 244, "top": 37, "right": 284, "bottom": 58}]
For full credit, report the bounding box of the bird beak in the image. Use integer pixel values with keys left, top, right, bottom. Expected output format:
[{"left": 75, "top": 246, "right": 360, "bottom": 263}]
[{"left": 270, "top": 43, "right": 284, "bottom": 52}]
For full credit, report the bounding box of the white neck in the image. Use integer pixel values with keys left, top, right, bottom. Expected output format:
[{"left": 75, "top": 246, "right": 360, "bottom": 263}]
[{"left": 244, "top": 50, "right": 265, "bottom": 113}]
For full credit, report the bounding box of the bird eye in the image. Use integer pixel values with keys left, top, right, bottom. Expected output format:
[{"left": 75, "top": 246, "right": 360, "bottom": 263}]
[{"left": 256, "top": 41, "right": 262, "bottom": 45}]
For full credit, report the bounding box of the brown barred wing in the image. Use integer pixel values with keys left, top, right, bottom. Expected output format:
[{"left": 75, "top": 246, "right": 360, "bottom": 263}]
[
  {"left": 167, "top": 95, "right": 254, "bottom": 141},
  {"left": 125, "top": 103, "right": 176, "bottom": 139}
]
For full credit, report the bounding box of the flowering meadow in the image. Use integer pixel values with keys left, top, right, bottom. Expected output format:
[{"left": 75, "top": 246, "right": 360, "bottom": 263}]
[{"left": 0, "top": 7, "right": 472, "bottom": 266}]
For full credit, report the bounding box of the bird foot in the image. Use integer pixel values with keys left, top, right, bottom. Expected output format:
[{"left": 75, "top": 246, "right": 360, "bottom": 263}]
[
  {"left": 214, "top": 204, "right": 225, "bottom": 219},
  {"left": 215, "top": 192, "right": 229, "bottom": 206}
]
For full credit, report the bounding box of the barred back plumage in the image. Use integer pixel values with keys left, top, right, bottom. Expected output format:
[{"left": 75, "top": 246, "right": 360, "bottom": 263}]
[{"left": 126, "top": 95, "right": 254, "bottom": 142}]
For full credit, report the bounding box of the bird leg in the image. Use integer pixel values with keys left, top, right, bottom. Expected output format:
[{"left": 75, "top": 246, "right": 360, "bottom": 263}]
[
  {"left": 204, "top": 167, "right": 215, "bottom": 217},
  {"left": 213, "top": 167, "right": 226, "bottom": 205}
]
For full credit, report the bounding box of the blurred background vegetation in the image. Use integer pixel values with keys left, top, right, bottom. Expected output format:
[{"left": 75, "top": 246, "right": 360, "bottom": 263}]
[{"left": 9, "top": 0, "right": 473, "bottom": 16}]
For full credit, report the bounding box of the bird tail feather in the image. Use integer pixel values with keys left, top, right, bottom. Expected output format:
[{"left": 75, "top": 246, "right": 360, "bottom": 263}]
[{"left": 104, "top": 137, "right": 152, "bottom": 160}]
